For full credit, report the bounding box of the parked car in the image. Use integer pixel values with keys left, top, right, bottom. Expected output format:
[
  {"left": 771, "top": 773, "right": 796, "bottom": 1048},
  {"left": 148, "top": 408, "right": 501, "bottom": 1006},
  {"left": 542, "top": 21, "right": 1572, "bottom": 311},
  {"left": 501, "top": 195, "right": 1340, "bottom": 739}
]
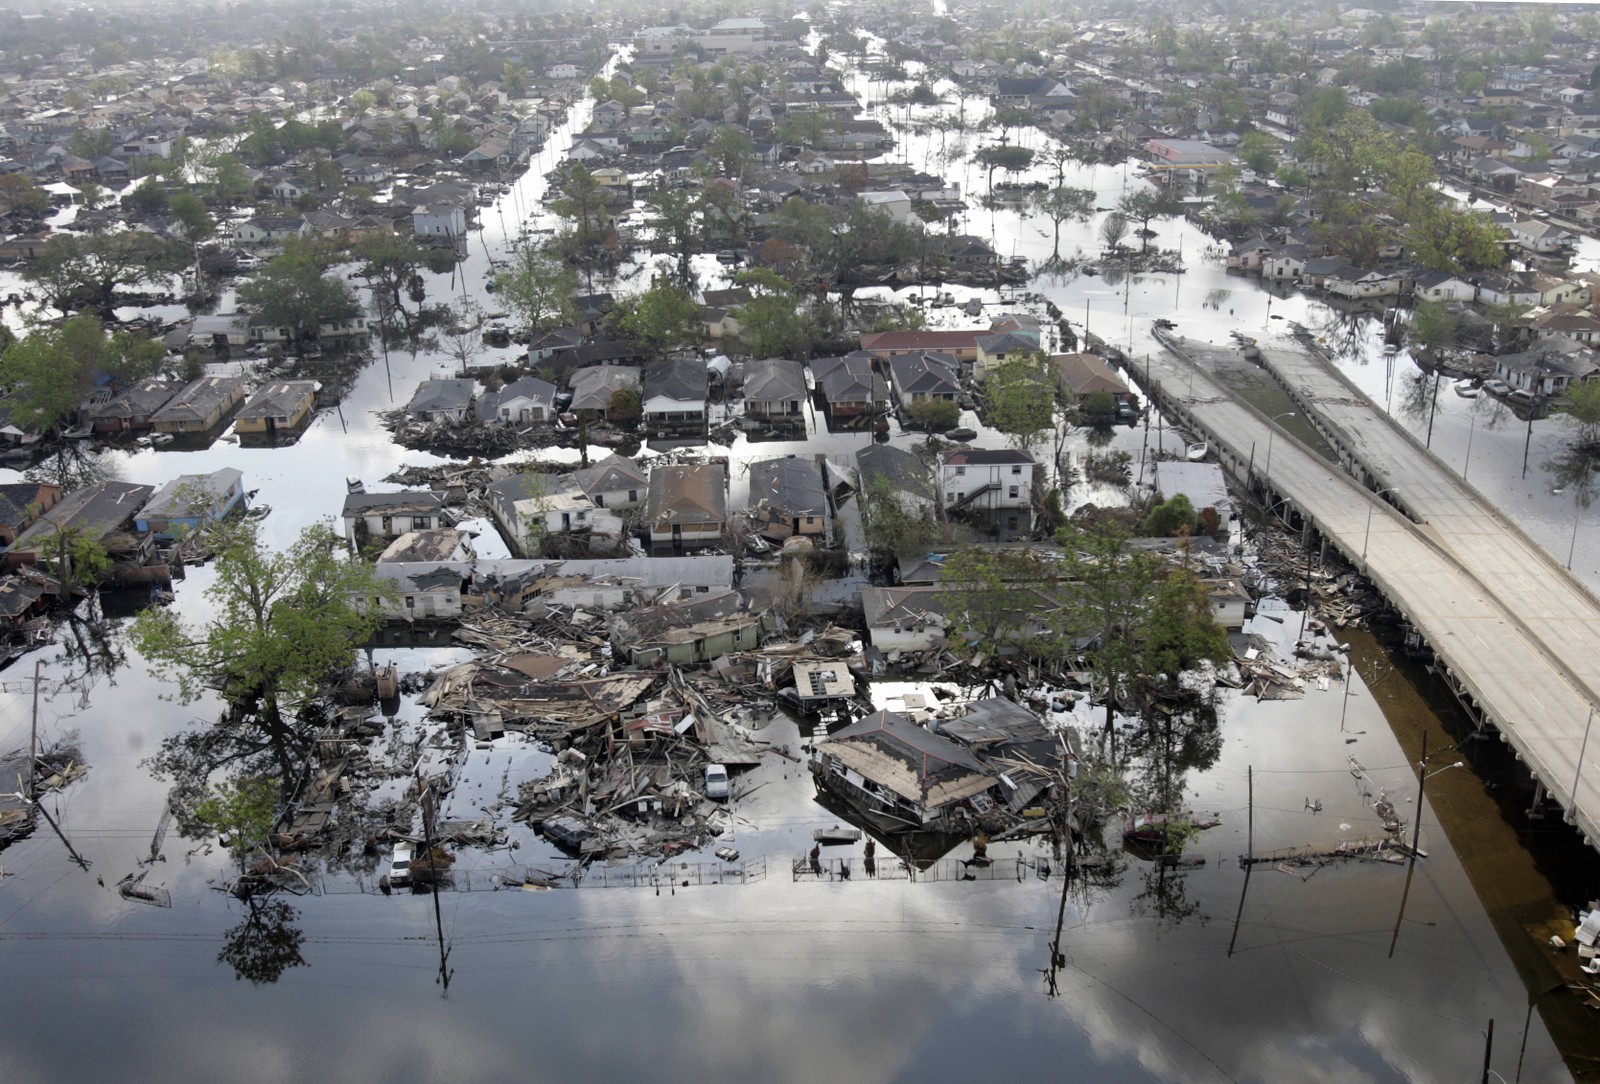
[
  {"left": 1453, "top": 380, "right": 1479, "bottom": 399},
  {"left": 704, "top": 763, "right": 731, "bottom": 801},
  {"left": 1508, "top": 389, "right": 1538, "bottom": 406},
  {"left": 1483, "top": 379, "right": 1511, "bottom": 397},
  {"left": 387, "top": 842, "right": 414, "bottom": 887}
]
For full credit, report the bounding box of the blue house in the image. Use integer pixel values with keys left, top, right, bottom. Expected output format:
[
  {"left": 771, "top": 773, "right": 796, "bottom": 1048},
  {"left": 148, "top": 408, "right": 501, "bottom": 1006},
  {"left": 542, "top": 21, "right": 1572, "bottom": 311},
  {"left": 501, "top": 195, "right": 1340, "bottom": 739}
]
[{"left": 135, "top": 468, "right": 245, "bottom": 540}]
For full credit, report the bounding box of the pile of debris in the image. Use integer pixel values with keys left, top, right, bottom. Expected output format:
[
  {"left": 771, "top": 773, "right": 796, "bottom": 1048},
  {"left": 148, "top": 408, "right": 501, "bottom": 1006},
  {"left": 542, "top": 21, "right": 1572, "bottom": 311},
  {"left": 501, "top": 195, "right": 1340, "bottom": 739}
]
[{"left": 1233, "top": 634, "right": 1343, "bottom": 701}]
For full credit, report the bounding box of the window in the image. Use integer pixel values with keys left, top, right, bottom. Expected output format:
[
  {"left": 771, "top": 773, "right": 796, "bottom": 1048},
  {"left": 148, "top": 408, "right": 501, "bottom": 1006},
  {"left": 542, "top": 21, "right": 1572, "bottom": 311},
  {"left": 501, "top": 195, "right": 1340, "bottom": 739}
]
[
  {"left": 413, "top": 517, "right": 430, "bottom": 531},
  {"left": 953, "top": 466, "right": 965, "bottom": 477},
  {"left": 1011, "top": 465, "right": 1022, "bottom": 475},
  {"left": 1008, "top": 486, "right": 1019, "bottom": 499}
]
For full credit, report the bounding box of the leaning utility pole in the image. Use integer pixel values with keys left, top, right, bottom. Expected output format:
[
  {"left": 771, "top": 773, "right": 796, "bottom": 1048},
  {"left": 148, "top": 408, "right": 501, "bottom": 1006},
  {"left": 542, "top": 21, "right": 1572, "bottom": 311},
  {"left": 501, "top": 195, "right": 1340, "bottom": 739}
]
[{"left": 422, "top": 789, "right": 452, "bottom": 994}]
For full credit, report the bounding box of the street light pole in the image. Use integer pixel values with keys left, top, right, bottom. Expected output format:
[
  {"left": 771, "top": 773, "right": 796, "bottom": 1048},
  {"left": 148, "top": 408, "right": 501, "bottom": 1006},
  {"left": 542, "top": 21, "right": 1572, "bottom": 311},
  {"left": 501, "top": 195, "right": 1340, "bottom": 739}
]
[
  {"left": 1361, "top": 487, "right": 1401, "bottom": 576},
  {"left": 1263, "top": 410, "right": 1296, "bottom": 482},
  {"left": 1566, "top": 706, "right": 1595, "bottom": 826}
]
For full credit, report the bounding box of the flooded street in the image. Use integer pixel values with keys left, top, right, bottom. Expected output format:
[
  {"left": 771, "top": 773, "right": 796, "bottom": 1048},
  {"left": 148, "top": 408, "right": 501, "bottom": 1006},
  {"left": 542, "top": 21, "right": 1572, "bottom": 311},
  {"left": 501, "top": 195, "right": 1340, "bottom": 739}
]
[{"left": 0, "top": 38, "right": 1592, "bottom": 1084}]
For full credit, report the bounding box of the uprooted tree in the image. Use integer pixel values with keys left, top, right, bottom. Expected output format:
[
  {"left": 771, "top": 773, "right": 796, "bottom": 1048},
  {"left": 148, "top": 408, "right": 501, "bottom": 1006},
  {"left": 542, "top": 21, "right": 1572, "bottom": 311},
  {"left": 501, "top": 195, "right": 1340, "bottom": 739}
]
[{"left": 131, "top": 521, "right": 395, "bottom": 814}]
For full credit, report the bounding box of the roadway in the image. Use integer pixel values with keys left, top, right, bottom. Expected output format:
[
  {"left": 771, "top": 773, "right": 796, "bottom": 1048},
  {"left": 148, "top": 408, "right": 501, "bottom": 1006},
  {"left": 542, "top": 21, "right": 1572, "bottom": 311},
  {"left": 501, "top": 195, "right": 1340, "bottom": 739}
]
[{"left": 1145, "top": 335, "right": 1600, "bottom": 849}]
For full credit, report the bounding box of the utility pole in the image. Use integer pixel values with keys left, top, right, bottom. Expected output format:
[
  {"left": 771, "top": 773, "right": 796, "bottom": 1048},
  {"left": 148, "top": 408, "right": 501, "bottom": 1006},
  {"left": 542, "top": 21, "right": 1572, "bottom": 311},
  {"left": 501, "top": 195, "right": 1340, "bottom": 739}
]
[
  {"left": 29, "top": 660, "right": 41, "bottom": 800},
  {"left": 422, "top": 789, "right": 452, "bottom": 994},
  {"left": 1389, "top": 732, "right": 1428, "bottom": 959},
  {"left": 1228, "top": 766, "right": 1253, "bottom": 957}
]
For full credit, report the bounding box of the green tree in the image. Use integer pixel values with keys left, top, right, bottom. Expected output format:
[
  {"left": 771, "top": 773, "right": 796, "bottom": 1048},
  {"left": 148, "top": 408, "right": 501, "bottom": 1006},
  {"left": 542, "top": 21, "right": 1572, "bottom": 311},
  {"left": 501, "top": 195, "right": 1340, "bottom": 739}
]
[
  {"left": 0, "top": 174, "right": 50, "bottom": 218},
  {"left": 131, "top": 521, "right": 395, "bottom": 784},
  {"left": 984, "top": 353, "right": 1055, "bottom": 448},
  {"left": 124, "top": 177, "right": 169, "bottom": 217},
  {"left": 1117, "top": 186, "right": 1180, "bottom": 253},
  {"left": 1409, "top": 205, "right": 1508, "bottom": 275},
  {"left": 936, "top": 546, "right": 1057, "bottom": 652},
  {"left": 616, "top": 283, "right": 700, "bottom": 354},
  {"left": 606, "top": 386, "right": 643, "bottom": 426},
  {"left": 1558, "top": 378, "right": 1600, "bottom": 450},
  {"left": 36, "top": 524, "right": 113, "bottom": 597},
  {"left": 237, "top": 248, "right": 362, "bottom": 343},
  {"left": 733, "top": 269, "right": 811, "bottom": 359},
  {"left": 1238, "top": 131, "right": 1279, "bottom": 175},
  {"left": 1031, "top": 185, "right": 1096, "bottom": 259},
  {"left": 857, "top": 474, "right": 937, "bottom": 556},
  {"left": 551, "top": 163, "right": 608, "bottom": 252},
  {"left": 1142, "top": 494, "right": 1197, "bottom": 536},
  {"left": 0, "top": 314, "right": 162, "bottom": 433},
  {"left": 906, "top": 397, "right": 960, "bottom": 431},
  {"left": 1057, "top": 523, "right": 1166, "bottom": 734},
  {"left": 168, "top": 190, "right": 215, "bottom": 243},
  {"left": 647, "top": 187, "right": 701, "bottom": 282},
  {"left": 195, "top": 775, "right": 279, "bottom": 871},
  {"left": 497, "top": 245, "right": 578, "bottom": 335},
  {"left": 25, "top": 231, "right": 188, "bottom": 318}
]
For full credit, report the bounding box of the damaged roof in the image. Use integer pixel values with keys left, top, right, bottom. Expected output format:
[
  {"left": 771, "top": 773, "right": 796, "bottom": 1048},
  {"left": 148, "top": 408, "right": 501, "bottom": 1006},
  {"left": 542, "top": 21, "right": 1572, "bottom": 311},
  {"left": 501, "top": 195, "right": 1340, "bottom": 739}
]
[{"left": 823, "top": 709, "right": 996, "bottom": 810}]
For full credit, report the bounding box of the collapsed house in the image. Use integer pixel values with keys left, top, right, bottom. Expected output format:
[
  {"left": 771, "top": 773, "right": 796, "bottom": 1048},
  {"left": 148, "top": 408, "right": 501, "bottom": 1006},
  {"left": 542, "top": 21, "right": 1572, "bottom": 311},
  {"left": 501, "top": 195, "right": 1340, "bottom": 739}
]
[{"left": 811, "top": 709, "right": 1001, "bottom": 833}]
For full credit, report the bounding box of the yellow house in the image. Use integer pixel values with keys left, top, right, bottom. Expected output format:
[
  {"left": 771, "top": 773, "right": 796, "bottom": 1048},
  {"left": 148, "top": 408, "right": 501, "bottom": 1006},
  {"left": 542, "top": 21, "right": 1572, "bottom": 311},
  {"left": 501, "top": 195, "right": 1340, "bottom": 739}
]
[{"left": 234, "top": 381, "right": 317, "bottom": 436}]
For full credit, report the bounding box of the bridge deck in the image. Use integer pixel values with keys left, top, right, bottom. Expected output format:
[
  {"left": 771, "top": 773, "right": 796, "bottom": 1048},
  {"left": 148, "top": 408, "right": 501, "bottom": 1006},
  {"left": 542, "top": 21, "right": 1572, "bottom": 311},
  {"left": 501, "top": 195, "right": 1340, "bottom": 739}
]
[{"left": 1146, "top": 335, "right": 1600, "bottom": 848}]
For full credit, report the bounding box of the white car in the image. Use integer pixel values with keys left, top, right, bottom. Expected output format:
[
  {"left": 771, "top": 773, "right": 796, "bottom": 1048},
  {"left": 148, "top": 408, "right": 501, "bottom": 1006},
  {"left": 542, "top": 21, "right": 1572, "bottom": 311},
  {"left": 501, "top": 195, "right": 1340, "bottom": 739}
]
[
  {"left": 387, "top": 842, "right": 413, "bottom": 887},
  {"left": 1483, "top": 379, "right": 1512, "bottom": 397},
  {"left": 704, "top": 763, "right": 731, "bottom": 801}
]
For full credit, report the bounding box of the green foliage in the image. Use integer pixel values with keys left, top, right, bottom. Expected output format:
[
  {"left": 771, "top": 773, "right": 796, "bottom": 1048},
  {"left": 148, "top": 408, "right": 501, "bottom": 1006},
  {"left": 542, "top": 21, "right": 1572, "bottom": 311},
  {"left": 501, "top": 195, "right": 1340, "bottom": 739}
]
[
  {"left": 195, "top": 775, "right": 279, "bottom": 867},
  {"left": 168, "top": 191, "right": 215, "bottom": 243},
  {"left": 0, "top": 174, "right": 50, "bottom": 217},
  {"left": 0, "top": 314, "right": 162, "bottom": 433},
  {"left": 984, "top": 353, "right": 1055, "bottom": 448},
  {"left": 497, "top": 246, "right": 578, "bottom": 334},
  {"left": 936, "top": 546, "right": 1056, "bottom": 651},
  {"left": 36, "top": 525, "right": 113, "bottom": 592},
  {"left": 1238, "top": 132, "right": 1279, "bottom": 175},
  {"left": 906, "top": 397, "right": 960, "bottom": 431},
  {"left": 732, "top": 271, "right": 811, "bottom": 359},
  {"left": 130, "top": 522, "right": 394, "bottom": 780},
  {"left": 25, "top": 231, "right": 188, "bottom": 317},
  {"left": 1558, "top": 378, "right": 1600, "bottom": 448},
  {"left": 858, "top": 474, "right": 937, "bottom": 556},
  {"left": 1142, "top": 494, "right": 1198, "bottom": 537},
  {"left": 124, "top": 177, "right": 169, "bottom": 217},
  {"left": 1370, "top": 97, "right": 1430, "bottom": 128},
  {"left": 866, "top": 304, "right": 926, "bottom": 333},
  {"left": 551, "top": 163, "right": 608, "bottom": 251},
  {"left": 1141, "top": 567, "right": 1231, "bottom": 684},
  {"left": 616, "top": 283, "right": 700, "bottom": 353},
  {"left": 607, "top": 386, "right": 642, "bottom": 425},
  {"left": 1409, "top": 205, "right": 1508, "bottom": 275},
  {"left": 237, "top": 248, "right": 361, "bottom": 342}
]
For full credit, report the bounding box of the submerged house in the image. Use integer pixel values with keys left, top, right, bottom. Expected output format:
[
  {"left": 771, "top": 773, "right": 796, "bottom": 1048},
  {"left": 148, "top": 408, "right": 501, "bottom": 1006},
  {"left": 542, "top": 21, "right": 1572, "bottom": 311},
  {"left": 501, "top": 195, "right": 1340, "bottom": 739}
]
[
  {"left": 341, "top": 491, "right": 448, "bottom": 547},
  {"left": 608, "top": 589, "right": 759, "bottom": 666},
  {"left": 646, "top": 463, "right": 727, "bottom": 551},
  {"left": 86, "top": 377, "right": 183, "bottom": 433},
  {"left": 149, "top": 375, "right": 248, "bottom": 435},
  {"left": 134, "top": 468, "right": 245, "bottom": 540},
  {"left": 811, "top": 709, "right": 999, "bottom": 831},
  {"left": 6, "top": 481, "right": 154, "bottom": 570},
  {"left": 234, "top": 381, "right": 317, "bottom": 438},
  {"left": 746, "top": 455, "right": 831, "bottom": 543}
]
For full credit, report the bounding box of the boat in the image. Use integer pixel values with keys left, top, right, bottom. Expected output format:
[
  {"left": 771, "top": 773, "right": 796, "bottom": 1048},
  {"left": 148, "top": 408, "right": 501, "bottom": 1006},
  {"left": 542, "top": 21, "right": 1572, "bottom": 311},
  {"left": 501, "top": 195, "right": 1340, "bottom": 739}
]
[
  {"left": 813, "top": 826, "right": 863, "bottom": 845},
  {"left": 1185, "top": 442, "right": 1207, "bottom": 461}
]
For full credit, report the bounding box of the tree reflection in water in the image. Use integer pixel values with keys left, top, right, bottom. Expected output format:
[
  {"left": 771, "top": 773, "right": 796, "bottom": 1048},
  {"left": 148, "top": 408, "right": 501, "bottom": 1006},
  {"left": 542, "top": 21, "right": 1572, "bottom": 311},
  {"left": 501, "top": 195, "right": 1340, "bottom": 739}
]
[
  {"left": 24, "top": 443, "right": 121, "bottom": 494},
  {"left": 1306, "top": 307, "right": 1379, "bottom": 365},
  {"left": 218, "top": 892, "right": 307, "bottom": 985}
]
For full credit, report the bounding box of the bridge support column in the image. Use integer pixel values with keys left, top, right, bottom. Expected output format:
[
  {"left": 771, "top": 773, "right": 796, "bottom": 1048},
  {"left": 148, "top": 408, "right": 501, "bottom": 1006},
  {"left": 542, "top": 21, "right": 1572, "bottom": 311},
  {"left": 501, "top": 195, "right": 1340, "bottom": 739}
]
[{"left": 1529, "top": 781, "right": 1547, "bottom": 820}]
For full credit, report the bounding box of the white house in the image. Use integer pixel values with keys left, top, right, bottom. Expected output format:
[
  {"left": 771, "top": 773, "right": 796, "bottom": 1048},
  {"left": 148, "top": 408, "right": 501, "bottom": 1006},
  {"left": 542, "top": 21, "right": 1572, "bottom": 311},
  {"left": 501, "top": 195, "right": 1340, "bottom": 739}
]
[
  {"left": 412, "top": 203, "right": 466, "bottom": 240},
  {"left": 858, "top": 189, "right": 914, "bottom": 224},
  {"left": 939, "top": 449, "right": 1036, "bottom": 512},
  {"left": 476, "top": 376, "right": 557, "bottom": 424}
]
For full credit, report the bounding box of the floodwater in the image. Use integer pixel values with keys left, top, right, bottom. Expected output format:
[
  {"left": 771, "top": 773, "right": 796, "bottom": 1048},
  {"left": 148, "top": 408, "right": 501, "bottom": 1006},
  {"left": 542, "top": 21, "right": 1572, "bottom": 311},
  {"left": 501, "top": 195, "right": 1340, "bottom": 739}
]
[{"left": 0, "top": 38, "right": 1589, "bottom": 1084}]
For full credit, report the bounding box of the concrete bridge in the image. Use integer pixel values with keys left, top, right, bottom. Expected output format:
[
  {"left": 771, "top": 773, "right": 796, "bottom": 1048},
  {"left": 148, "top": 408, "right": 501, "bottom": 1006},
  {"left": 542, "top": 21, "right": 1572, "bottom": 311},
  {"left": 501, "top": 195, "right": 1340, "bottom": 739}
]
[{"left": 1141, "top": 332, "right": 1600, "bottom": 850}]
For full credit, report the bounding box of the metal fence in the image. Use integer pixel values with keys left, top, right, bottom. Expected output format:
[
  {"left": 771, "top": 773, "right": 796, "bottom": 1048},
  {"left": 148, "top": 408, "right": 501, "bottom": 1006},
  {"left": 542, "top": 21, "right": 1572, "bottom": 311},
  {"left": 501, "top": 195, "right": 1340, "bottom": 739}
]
[{"left": 791, "top": 854, "right": 1061, "bottom": 884}]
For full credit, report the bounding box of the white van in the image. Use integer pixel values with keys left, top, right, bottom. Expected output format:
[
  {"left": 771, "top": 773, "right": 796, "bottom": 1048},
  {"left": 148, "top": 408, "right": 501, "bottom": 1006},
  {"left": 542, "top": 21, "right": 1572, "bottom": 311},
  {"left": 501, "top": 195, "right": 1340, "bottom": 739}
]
[{"left": 704, "top": 764, "right": 731, "bottom": 801}]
